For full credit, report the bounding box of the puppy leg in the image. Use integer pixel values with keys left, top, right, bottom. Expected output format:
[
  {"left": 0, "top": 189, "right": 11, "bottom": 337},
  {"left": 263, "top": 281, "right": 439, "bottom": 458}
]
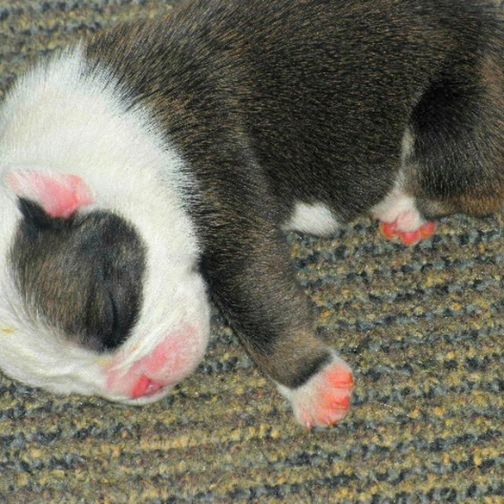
[
  {"left": 402, "top": 51, "right": 504, "bottom": 221},
  {"left": 199, "top": 195, "right": 353, "bottom": 428},
  {"left": 371, "top": 127, "right": 437, "bottom": 246}
]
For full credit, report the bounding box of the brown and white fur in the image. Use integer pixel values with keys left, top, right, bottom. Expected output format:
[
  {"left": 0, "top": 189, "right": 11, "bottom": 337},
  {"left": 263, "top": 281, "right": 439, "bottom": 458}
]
[{"left": 0, "top": 0, "right": 502, "bottom": 428}]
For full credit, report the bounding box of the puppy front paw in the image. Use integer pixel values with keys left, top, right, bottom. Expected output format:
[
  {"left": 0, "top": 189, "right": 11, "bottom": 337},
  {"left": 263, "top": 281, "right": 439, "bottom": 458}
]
[{"left": 277, "top": 352, "right": 354, "bottom": 429}]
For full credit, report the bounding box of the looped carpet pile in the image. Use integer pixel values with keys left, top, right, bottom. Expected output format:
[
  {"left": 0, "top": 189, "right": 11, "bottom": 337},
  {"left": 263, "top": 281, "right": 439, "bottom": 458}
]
[{"left": 0, "top": 1, "right": 503, "bottom": 502}]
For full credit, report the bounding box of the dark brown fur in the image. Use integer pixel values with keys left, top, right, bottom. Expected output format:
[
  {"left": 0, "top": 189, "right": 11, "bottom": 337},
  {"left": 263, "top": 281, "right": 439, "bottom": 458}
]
[{"left": 78, "top": 0, "right": 503, "bottom": 388}]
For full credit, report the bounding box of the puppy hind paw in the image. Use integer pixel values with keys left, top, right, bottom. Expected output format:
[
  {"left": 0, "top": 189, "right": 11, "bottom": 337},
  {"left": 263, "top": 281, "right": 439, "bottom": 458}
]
[
  {"left": 277, "top": 353, "right": 354, "bottom": 429},
  {"left": 372, "top": 191, "right": 437, "bottom": 246}
]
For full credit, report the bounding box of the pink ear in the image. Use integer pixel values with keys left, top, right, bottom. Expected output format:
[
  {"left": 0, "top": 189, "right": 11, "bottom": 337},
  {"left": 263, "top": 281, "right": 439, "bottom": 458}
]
[{"left": 5, "top": 171, "right": 94, "bottom": 218}]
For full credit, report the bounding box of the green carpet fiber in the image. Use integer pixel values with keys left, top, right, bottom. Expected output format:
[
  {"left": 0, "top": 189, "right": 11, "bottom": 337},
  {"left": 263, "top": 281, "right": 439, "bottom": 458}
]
[{"left": 0, "top": 1, "right": 503, "bottom": 502}]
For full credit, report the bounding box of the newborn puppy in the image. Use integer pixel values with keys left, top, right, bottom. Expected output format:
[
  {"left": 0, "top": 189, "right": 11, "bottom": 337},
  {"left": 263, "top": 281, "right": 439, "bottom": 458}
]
[{"left": 0, "top": 0, "right": 502, "bottom": 428}]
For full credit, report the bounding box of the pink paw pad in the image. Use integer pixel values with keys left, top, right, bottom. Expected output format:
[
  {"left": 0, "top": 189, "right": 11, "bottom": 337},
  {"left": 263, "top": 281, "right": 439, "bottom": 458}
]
[
  {"left": 380, "top": 220, "right": 436, "bottom": 246},
  {"left": 281, "top": 355, "right": 354, "bottom": 429}
]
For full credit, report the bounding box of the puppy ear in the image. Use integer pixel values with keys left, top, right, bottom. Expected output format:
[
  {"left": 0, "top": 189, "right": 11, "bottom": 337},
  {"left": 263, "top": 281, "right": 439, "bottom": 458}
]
[
  {"left": 5, "top": 170, "right": 94, "bottom": 219},
  {"left": 16, "top": 197, "right": 69, "bottom": 231}
]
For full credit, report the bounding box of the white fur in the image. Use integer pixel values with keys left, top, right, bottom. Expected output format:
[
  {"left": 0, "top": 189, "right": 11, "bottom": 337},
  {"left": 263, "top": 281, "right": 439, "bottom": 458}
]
[
  {"left": 371, "top": 186, "right": 424, "bottom": 231},
  {"left": 0, "top": 45, "right": 211, "bottom": 401},
  {"left": 370, "top": 128, "right": 424, "bottom": 232},
  {"left": 400, "top": 126, "right": 415, "bottom": 165},
  {"left": 276, "top": 351, "right": 353, "bottom": 428},
  {"left": 283, "top": 202, "right": 339, "bottom": 235}
]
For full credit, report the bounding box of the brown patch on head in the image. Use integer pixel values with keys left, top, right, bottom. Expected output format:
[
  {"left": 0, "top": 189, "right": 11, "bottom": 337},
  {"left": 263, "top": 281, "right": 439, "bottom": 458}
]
[{"left": 10, "top": 200, "right": 146, "bottom": 351}]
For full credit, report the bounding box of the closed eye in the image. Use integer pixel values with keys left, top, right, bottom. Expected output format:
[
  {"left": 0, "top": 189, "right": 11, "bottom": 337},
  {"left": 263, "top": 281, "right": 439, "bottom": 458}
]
[
  {"left": 83, "top": 288, "right": 124, "bottom": 352},
  {"left": 108, "top": 291, "right": 120, "bottom": 345}
]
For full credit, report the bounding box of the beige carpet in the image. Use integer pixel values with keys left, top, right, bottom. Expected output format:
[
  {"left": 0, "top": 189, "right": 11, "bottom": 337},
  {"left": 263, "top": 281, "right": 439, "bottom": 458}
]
[{"left": 0, "top": 1, "right": 503, "bottom": 502}]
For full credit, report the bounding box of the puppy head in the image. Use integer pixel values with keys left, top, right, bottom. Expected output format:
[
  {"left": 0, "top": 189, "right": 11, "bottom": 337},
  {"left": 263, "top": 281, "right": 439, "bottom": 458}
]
[{"left": 0, "top": 168, "right": 210, "bottom": 403}]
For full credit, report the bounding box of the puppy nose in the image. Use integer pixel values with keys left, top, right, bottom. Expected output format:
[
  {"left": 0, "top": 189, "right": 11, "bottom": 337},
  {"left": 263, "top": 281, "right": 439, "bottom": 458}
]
[
  {"left": 131, "top": 374, "right": 164, "bottom": 398},
  {"left": 106, "top": 338, "right": 174, "bottom": 399},
  {"left": 105, "top": 326, "right": 203, "bottom": 400}
]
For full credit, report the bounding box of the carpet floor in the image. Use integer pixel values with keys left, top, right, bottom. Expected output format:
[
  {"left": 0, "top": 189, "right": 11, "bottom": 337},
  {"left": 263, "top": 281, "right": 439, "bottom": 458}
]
[{"left": 0, "top": 1, "right": 503, "bottom": 502}]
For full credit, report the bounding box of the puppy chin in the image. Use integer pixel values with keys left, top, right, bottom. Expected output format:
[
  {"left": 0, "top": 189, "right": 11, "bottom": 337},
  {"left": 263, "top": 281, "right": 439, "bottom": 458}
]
[
  {"left": 103, "top": 322, "right": 210, "bottom": 402},
  {"left": 110, "top": 386, "right": 174, "bottom": 406}
]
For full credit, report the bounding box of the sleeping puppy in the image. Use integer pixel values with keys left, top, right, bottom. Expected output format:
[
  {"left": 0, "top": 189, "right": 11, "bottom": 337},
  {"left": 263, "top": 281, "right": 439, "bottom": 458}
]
[{"left": 0, "top": 0, "right": 502, "bottom": 428}]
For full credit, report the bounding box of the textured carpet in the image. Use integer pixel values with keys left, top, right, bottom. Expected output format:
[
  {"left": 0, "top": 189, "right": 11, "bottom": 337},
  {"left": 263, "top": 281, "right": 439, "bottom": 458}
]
[{"left": 0, "top": 1, "right": 503, "bottom": 502}]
